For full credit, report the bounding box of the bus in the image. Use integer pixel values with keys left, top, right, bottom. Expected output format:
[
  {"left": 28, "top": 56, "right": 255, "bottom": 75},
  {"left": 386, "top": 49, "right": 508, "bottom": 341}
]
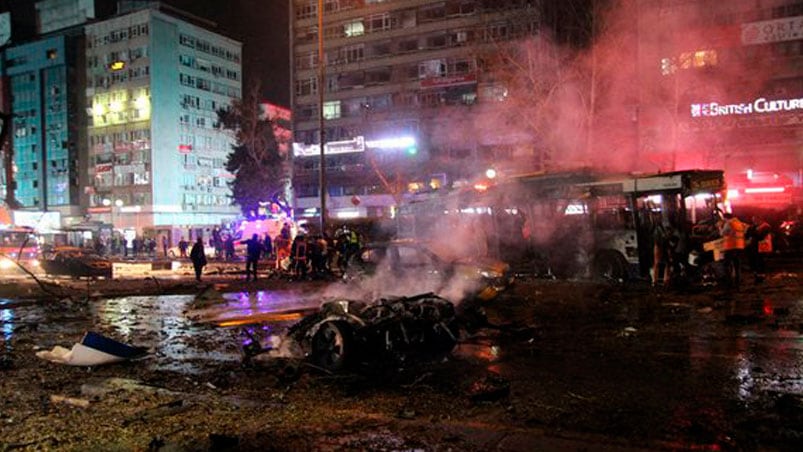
[
  {"left": 0, "top": 225, "right": 40, "bottom": 271},
  {"left": 399, "top": 169, "right": 727, "bottom": 281}
]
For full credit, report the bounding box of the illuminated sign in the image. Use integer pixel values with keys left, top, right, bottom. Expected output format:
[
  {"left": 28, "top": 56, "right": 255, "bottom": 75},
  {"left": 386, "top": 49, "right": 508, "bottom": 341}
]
[
  {"left": 293, "top": 136, "right": 365, "bottom": 157},
  {"left": 109, "top": 61, "right": 126, "bottom": 71},
  {"left": 365, "top": 136, "right": 416, "bottom": 149},
  {"left": 742, "top": 16, "right": 803, "bottom": 45},
  {"left": 690, "top": 97, "right": 803, "bottom": 118}
]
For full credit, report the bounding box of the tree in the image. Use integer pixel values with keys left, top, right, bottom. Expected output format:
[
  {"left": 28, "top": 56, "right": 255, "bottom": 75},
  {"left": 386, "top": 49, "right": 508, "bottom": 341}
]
[
  {"left": 461, "top": 0, "right": 638, "bottom": 173},
  {"left": 1, "top": 112, "right": 20, "bottom": 210},
  {"left": 217, "top": 84, "right": 290, "bottom": 218}
]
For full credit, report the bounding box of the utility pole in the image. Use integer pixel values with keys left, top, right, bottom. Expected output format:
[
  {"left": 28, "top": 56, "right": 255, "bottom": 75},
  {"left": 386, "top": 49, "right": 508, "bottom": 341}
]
[{"left": 317, "top": 0, "right": 327, "bottom": 234}]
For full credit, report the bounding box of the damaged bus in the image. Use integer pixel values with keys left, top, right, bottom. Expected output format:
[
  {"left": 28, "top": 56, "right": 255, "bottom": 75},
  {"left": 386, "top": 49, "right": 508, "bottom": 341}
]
[{"left": 400, "top": 169, "right": 727, "bottom": 282}]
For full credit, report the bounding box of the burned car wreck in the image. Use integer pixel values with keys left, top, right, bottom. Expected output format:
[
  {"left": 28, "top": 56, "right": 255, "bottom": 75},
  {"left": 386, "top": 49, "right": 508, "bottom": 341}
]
[{"left": 240, "top": 293, "right": 488, "bottom": 372}]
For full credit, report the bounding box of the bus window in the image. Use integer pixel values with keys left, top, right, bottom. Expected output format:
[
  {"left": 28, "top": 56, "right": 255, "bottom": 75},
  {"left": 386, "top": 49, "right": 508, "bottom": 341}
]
[{"left": 592, "top": 196, "right": 634, "bottom": 230}]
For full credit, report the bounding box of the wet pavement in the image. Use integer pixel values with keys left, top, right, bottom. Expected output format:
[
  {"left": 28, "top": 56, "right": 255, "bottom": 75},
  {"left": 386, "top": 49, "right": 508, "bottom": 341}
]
[{"left": 0, "top": 259, "right": 801, "bottom": 450}]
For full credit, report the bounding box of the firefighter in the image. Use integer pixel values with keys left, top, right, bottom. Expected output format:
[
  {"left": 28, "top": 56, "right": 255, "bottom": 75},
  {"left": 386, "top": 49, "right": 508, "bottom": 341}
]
[
  {"left": 291, "top": 234, "right": 309, "bottom": 279},
  {"left": 719, "top": 212, "right": 747, "bottom": 288}
]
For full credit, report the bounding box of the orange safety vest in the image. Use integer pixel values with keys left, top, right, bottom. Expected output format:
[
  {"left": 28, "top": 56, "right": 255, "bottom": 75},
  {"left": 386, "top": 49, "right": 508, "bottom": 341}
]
[{"left": 722, "top": 217, "right": 746, "bottom": 250}]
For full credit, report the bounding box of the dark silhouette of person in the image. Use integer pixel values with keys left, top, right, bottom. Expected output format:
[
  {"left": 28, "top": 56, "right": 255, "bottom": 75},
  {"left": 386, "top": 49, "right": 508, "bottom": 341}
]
[
  {"left": 189, "top": 237, "right": 207, "bottom": 282},
  {"left": 241, "top": 233, "right": 263, "bottom": 281}
]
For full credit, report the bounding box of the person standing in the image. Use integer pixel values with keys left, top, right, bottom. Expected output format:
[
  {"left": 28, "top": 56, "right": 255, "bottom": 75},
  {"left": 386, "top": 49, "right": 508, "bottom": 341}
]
[
  {"left": 263, "top": 233, "right": 273, "bottom": 260},
  {"left": 746, "top": 215, "right": 772, "bottom": 283},
  {"left": 162, "top": 235, "right": 169, "bottom": 258},
  {"left": 240, "top": 233, "right": 263, "bottom": 281},
  {"left": 291, "top": 234, "right": 309, "bottom": 279},
  {"left": 178, "top": 237, "right": 188, "bottom": 258},
  {"left": 224, "top": 235, "right": 236, "bottom": 261},
  {"left": 190, "top": 237, "right": 207, "bottom": 282},
  {"left": 720, "top": 212, "right": 747, "bottom": 288}
]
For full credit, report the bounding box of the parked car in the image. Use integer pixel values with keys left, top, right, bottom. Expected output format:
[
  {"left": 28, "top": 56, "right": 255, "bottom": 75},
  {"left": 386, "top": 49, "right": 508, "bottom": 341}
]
[
  {"left": 39, "top": 247, "right": 112, "bottom": 278},
  {"left": 166, "top": 244, "right": 217, "bottom": 259},
  {"left": 346, "top": 240, "right": 514, "bottom": 301}
]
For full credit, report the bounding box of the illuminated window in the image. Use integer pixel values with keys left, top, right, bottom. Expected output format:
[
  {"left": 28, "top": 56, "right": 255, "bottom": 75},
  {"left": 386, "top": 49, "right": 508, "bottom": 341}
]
[
  {"left": 46, "top": 49, "right": 57, "bottom": 60},
  {"left": 660, "top": 57, "right": 675, "bottom": 75},
  {"left": 693, "top": 50, "right": 717, "bottom": 67},
  {"left": 677, "top": 50, "right": 717, "bottom": 71},
  {"left": 323, "top": 100, "right": 341, "bottom": 119},
  {"left": 344, "top": 20, "right": 364, "bottom": 37}
]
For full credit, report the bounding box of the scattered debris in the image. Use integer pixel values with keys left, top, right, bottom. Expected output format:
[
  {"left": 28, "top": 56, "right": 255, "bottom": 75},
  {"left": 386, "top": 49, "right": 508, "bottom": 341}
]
[
  {"left": 36, "top": 331, "right": 146, "bottom": 366},
  {"left": 619, "top": 326, "right": 638, "bottom": 337},
  {"left": 123, "top": 400, "right": 191, "bottom": 427},
  {"left": 50, "top": 394, "right": 90, "bottom": 408},
  {"left": 468, "top": 373, "right": 510, "bottom": 402}
]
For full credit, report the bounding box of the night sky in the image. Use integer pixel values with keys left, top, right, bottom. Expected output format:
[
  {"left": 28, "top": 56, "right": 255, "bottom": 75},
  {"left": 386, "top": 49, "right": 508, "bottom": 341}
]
[
  {"left": 161, "top": 0, "right": 290, "bottom": 106},
  {"left": 0, "top": 0, "right": 291, "bottom": 105}
]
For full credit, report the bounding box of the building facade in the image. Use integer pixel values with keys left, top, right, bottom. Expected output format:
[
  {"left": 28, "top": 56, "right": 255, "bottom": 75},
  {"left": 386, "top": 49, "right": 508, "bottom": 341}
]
[
  {"left": 290, "top": 0, "right": 542, "bottom": 221},
  {"left": 2, "top": 31, "right": 88, "bottom": 225},
  {"left": 84, "top": 5, "right": 242, "bottom": 239}
]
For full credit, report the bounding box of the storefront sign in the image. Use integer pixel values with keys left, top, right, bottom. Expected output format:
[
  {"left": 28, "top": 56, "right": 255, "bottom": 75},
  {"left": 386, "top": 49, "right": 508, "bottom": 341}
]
[
  {"left": 95, "top": 163, "right": 113, "bottom": 173},
  {"left": 13, "top": 210, "right": 61, "bottom": 232},
  {"left": 293, "top": 136, "right": 365, "bottom": 157},
  {"left": 420, "top": 73, "right": 477, "bottom": 89},
  {"left": 690, "top": 96, "right": 803, "bottom": 118},
  {"left": 742, "top": 16, "right": 803, "bottom": 45}
]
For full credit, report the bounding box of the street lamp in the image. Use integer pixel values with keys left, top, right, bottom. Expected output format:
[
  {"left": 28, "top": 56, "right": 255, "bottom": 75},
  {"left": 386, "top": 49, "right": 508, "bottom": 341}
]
[{"left": 318, "top": 0, "right": 327, "bottom": 234}]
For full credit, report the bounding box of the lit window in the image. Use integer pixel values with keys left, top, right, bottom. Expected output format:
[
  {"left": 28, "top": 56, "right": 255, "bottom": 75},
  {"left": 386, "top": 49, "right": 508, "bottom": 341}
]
[
  {"left": 693, "top": 50, "right": 717, "bottom": 68},
  {"left": 46, "top": 49, "right": 57, "bottom": 60},
  {"left": 323, "top": 100, "right": 341, "bottom": 119},
  {"left": 344, "top": 20, "right": 364, "bottom": 37}
]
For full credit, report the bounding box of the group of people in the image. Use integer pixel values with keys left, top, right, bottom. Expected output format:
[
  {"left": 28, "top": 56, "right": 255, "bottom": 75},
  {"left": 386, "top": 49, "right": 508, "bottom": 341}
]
[
  {"left": 651, "top": 212, "right": 773, "bottom": 289},
  {"left": 187, "top": 223, "right": 364, "bottom": 283}
]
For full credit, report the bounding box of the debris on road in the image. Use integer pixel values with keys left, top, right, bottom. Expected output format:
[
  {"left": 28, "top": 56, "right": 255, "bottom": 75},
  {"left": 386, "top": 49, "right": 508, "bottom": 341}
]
[
  {"left": 50, "top": 394, "right": 91, "bottom": 408},
  {"left": 36, "top": 331, "right": 146, "bottom": 366},
  {"left": 468, "top": 374, "right": 510, "bottom": 402}
]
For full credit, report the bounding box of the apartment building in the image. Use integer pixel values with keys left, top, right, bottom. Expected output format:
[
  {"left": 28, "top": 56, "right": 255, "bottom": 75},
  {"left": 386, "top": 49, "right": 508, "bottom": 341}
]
[
  {"left": 84, "top": 4, "right": 242, "bottom": 239},
  {"left": 290, "top": 0, "right": 541, "bottom": 220}
]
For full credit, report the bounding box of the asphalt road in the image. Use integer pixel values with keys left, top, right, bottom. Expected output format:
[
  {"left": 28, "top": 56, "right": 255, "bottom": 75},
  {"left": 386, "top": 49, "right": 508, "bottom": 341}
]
[{"left": 0, "top": 257, "right": 801, "bottom": 450}]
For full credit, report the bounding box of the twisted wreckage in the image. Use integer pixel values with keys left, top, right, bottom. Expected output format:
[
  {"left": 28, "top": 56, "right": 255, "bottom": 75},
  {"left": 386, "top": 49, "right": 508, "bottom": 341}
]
[{"left": 196, "top": 291, "right": 490, "bottom": 372}]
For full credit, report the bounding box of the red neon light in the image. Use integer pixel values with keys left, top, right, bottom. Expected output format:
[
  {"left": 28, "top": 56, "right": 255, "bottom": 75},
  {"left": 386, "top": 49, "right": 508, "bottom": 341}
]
[{"left": 744, "top": 187, "right": 784, "bottom": 194}]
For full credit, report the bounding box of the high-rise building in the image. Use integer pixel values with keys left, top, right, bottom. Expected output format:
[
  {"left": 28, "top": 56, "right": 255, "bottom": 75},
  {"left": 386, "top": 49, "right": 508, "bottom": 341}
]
[
  {"left": 290, "top": 0, "right": 542, "bottom": 221},
  {"left": 2, "top": 29, "right": 88, "bottom": 225},
  {"left": 84, "top": 3, "right": 242, "bottom": 239}
]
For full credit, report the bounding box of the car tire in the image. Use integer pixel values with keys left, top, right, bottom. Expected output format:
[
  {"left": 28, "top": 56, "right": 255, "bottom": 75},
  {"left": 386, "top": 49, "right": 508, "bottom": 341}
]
[
  {"left": 592, "top": 251, "right": 628, "bottom": 282},
  {"left": 311, "top": 321, "right": 352, "bottom": 372}
]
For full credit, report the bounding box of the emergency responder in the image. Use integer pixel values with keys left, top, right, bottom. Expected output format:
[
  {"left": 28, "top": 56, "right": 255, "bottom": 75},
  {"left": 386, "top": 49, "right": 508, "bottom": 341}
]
[
  {"left": 746, "top": 215, "right": 772, "bottom": 283},
  {"left": 291, "top": 234, "right": 309, "bottom": 279},
  {"left": 720, "top": 212, "right": 747, "bottom": 288}
]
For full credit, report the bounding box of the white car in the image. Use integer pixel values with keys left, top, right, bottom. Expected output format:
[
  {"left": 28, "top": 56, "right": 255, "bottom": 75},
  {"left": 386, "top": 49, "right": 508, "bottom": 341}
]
[{"left": 167, "top": 244, "right": 217, "bottom": 259}]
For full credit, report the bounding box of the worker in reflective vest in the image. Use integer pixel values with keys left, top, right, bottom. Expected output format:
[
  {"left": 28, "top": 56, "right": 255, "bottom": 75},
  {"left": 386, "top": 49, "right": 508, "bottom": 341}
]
[{"left": 720, "top": 212, "right": 747, "bottom": 288}]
